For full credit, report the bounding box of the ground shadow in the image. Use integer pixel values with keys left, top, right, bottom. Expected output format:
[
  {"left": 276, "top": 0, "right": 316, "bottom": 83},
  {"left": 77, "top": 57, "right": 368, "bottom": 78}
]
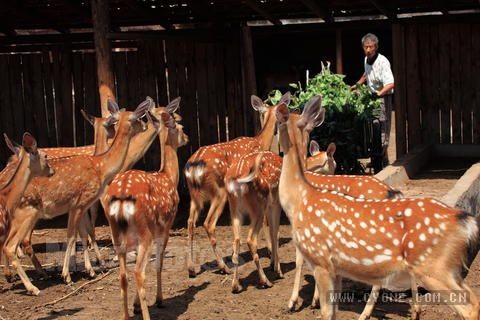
[
  {"left": 134, "top": 281, "right": 209, "bottom": 320},
  {"left": 36, "top": 307, "right": 84, "bottom": 320}
]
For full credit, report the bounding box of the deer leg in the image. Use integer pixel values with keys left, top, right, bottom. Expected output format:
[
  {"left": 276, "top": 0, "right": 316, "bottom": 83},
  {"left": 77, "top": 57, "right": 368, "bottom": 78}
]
[
  {"left": 61, "top": 208, "right": 85, "bottom": 284},
  {"left": 21, "top": 237, "right": 49, "bottom": 279},
  {"left": 118, "top": 250, "right": 129, "bottom": 320},
  {"left": 333, "top": 276, "right": 342, "bottom": 317},
  {"left": 204, "top": 189, "right": 230, "bottom": 274},
  {"left": 288, "top": 247, "right": 305, "bottom": 311},
  {"left": 77, "top": 220, "right": 96, "bottom": 279},
  {"left": 248, "top": 212, "right": 273, "bottom": 289},
  {"left": 4, "top": 209, "right": 41, "bottom": 295},
  {"left": 313, "top": 266, "right": 335, "bottom": 320},
  {"left": 231, "top": 204, "right": 243, "bottom": 293},
  {"left": 267, "top": 200, "right": 283, "bottom": 278},
  {"left": 262, "top": 215, "right": 272, "bottom": 258},
  {"left": 358, "top": 285, "right": 381, "bottom": 320},
  {"left": 86, "top": 201, "right": 105, "bottom": 267},
  {"left": 133, "top": 242, "right": 153, "bottom": 320},
  {"left": 187, "top": 198, "right": 202, "bottom": 277},
  {"left": 155, "top": 231, "right": 170, "bottom": 308},
  {"left": 417, "top": 271, "right": 479, "bottom": 320}
]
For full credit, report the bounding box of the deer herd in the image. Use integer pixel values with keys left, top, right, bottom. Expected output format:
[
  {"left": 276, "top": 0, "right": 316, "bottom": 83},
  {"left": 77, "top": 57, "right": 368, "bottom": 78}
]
[{"left": 0, "top": 93, "right": 478, "bottom": 320}]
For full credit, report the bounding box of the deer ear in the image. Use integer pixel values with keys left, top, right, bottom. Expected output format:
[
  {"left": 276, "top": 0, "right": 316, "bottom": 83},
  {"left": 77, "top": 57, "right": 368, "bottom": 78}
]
[
  {"left": 167, "top": 97, "right": 181, "bottom": 114},
  {"left": 251, "top": 95, "right": 266, "bottom": 113},
  {"left": 326, "top": 142, "right": 336, "bottom": 156},
  {"left": 107, "top": 98, "right": 120, "bottom": 114},
  {"left": 279, "top": 91, "right": 292, "bottom": 106},
  {"left": 275, "top": 103, "right": 290, "bottom": 123},
  {"left": 4, "top": 133, "right": 21, "bottom": 156},
  {"left": 298, "top": 95, "right": 323, "bottom": 130},
  {"left": 80, "top": 109, "right": 95, "bottom": 126},
  {"left": 309, "top": 140, "right": 320, "bottom": 156},
  {"left": 133, "top": 98, "right": 151, "bottom": 119},
  {"left": 22, "top": 132, "right": 38, "bottom": 154},
  {"left": 145, "top": 96, "right": 155, "bottom": 111}
]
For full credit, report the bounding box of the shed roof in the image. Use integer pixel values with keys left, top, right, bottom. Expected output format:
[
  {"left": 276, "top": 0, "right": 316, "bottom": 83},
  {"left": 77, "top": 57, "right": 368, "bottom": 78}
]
[{"left": 1, "top": 0, "right": 479, "bottom": 36}]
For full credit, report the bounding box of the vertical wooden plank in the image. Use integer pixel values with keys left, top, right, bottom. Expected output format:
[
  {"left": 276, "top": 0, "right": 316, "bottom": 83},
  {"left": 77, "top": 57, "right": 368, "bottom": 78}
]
[
  {"left": 83, "top": 52, "right": 99, "bottom": 145},
  {"left": 23, "top": 54, "right": 49, "bottom": 147},
  {"left": 240, "top": 26, "right": 257, "bottom": 137},
  {"left": 417, "top": 24, "right": 435, "bottom": 145},
  {"left": 72, "top": 52, "right": 87, "bottom": 146},
  {"left": 405, "top": 24, "right": 422, "bottom": 150},
  {"left": 428, "top": 24, "right": 441, "bottom": 144},
  {"left": 438, "top": 24, "right": 452, "bottom": 144},
  {"left": 215, "top": 42, "right": 227, "bottom": 143},
  {"left": 113, "top": 51, "right": 128, "bottom": 107},
  {"left": 8, "top": 55, "right": 25, "bottom": 140},
  {"left": 165, "top": 39, "right": 179, "bottom": 101},
  {"left": 126, "top": 50, "right": 139, "bottom": 109},
  {"left": 0, "top": 55, "right": 14, "bottom": 163},
  {"left": 155, "top": 40, "right": 168, "bottom": 105},
  {"left": 460, "top": 24, "right": 473, "bottom": 144},
  {"left": 450, "top": 24, "right": 462, "bottom": 144},
  {"left": 140, "top": 40, "right": 158, "bottom": 102},
  {"left": 335, "top": 29, "right": 343, "bottom": 74},
  {"left": 184, "top": 39, "right": 199, "bottom": 152},
  {"left": 206, "top": 42, "right": 219, "bottom": 142},
  {"left": 42, "top": 50, "right": 57, "bottom": 146},
  {"left": 195, "top": 41, "right": 211, "bottom": 146},
  {"left": 472, "top": 24, "right": 480, "bottom": 144},
  {"left": 392, "top": 24, "right": 407, "bottom": 157}
]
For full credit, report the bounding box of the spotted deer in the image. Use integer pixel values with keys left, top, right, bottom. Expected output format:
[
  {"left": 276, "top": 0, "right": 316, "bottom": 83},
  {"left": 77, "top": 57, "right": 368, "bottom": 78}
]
[
  {"left": 1, "top": 98, "right": 152, "bottom": 295},
  {"left": 0, "top": 133, "right": 54, "bottom": 266},
  {"left": 185, "top": 92, "right": 291, "bottom": 277},
  {"left": 102, "top": 111, "right": 188, "bottom": 320},
  {"left": 276, "top": 95, "right": 480, "bottom": 320},
  {"left": 226, "top": 139, "right": 338, "bottom": 293}
]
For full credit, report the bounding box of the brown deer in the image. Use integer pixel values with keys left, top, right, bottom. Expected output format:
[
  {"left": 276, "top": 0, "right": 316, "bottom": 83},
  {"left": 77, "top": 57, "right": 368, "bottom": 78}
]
[
  {"left": 0, "top": 133, "right": 54, "bottom": 266},
  {"left": 226, "top": 140, "right": 337, "bottom": 293},
  {"left": 276, "top": 95, "right": 479, "bottom": 320},
  {"left": 102, "top": 111, "right": 188, "bottom": 320},
  {"left": 185, "top": 92, "right": 291, "bottom": 277},
  {"left": 2, "top": 98, "right": 152, "bottom": 295}
]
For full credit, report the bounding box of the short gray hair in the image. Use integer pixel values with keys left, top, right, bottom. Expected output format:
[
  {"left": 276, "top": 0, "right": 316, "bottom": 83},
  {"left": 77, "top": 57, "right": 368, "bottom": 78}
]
[{"left": 361, "top": 33, "right": 379, "bottom": 46}]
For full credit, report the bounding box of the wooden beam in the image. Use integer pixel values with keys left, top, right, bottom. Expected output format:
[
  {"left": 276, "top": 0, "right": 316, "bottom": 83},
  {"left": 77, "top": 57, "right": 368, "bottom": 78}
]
[
  {"left": 299, "top": 0, "right": 333, "bottom": 23},
  {"left": 91, "top": 0, "right": 116, "bottom": 117},
  {"left": 243, "top": 0, "right": 282, "bottom": 25},
  {"left": 240, "top": 25, "right": 258, "bottom": 136},
  {"left": 335, "top": 29, "right": 343, "bottom": 74},
  {"left": 123, "top": 0, "right": 174, "bottom": 30},
  {"left": 368, "top": 0, "right": 396, "bottom": 19}
]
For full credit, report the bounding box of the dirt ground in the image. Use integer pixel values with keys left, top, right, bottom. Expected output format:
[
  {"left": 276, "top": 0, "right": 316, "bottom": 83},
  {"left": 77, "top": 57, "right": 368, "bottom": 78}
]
[{"left": 1, "top": 160, "right": 479, "bottom": 320}]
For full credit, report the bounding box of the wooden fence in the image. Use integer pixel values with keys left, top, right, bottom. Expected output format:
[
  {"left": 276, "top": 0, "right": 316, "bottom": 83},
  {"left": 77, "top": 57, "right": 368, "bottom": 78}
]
[
  {"left": 393, "top": 22, "right": 480, "bottom": 157},
  {"left": 0, "top": 30, "right": 252, "bottom": 197}
]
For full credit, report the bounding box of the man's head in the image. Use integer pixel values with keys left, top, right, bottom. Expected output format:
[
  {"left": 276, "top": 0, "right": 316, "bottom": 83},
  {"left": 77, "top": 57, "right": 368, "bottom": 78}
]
[{"left": 361, "top": 33, "right": 379, "bottom": 59}]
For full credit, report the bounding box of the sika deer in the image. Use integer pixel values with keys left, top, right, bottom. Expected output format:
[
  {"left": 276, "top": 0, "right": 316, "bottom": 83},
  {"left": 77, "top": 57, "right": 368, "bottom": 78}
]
[
  {"left": 103, "top": 112, "right": 188, "bottom": 320},
  {"left": 2, "top": 98, "right": 152, "bottom": 295},
  {"left": 185, "top": 92, "right": 291, "bottom": 277},
  {"left": 0, "top": 133, "right": 54, "bottom": 266},
  {"left": 276, "top": 95, "right": 480, "bottom": 320}
]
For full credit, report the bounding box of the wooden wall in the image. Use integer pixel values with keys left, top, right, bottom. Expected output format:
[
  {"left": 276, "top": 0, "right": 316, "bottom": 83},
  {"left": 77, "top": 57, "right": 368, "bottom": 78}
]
[
  {"left": 393, "top": 22, "right": 480, "bottom": 157},
  {"left": 0, "top": 30, "right": 249, "bottom": 196}
]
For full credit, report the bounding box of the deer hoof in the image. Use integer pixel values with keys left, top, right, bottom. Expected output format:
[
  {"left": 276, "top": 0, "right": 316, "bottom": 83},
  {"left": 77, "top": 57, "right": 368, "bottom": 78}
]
[
  {"left": 188, "top": 268, "right": 197, "bottom": 278},
  {"left": 231, "top": 282, "right": 243, "bottom": 293},
  {"left": 259, "top": 279, "right": 273, "bottom": 289},
  {"left": 219, "top": 265, "right": 231, "bottom": 275},
  {"left": 29, "top": 286, "right": 41, "bottom": 296},
  {"left": 62, "top": 274, "right": 72, "bottom": 284},
  {"left": 286, "top": 301, "right": 297, "bottom": 313},
  {"left": 156, "top": 300, "right": 164, "bottom": 308}
]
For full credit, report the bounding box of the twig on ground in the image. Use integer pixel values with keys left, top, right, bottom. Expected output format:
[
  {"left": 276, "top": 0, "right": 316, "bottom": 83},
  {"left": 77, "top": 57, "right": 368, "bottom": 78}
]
[{"left": 32, "top": 268, "right": 117, "bottom": 310}]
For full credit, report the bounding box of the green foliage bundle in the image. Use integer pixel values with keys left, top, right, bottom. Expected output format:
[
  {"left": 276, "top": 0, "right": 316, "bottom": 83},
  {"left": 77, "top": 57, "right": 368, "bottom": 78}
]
[{"left": 266, "top": 63, "right": 382, "bottom": 174}]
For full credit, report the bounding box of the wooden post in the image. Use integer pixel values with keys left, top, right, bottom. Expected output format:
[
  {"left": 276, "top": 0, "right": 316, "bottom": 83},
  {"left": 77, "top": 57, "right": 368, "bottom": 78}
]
[
  {"left": 240, "top": 25, "right": 258, "bottom": 137},
  {"left": 91, "top": 0, "right": 116, "bottom": 117},
  {"left": 336, "top": 29, "right": 343, "bottom": 74}
]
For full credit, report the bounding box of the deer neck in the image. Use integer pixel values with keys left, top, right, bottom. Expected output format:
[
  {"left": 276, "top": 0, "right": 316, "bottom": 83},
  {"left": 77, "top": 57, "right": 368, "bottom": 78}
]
[
  {"left": 255, "top": 110, "right": 276, "bottom": 150},
  {"left": 159, "top": 134, "right": 180, "bottom": 187},
  {"left": 1, "top": 151, "right": 33, "bottom": 212},
  {"left": 95, "top": 121, "right": 135, "bottom": 184},
  {"left": 278, "top": 121, "right": 310, "bottom": 217},
  {"left": 120, "top": 125, "right": 158, "bottom": 171}
]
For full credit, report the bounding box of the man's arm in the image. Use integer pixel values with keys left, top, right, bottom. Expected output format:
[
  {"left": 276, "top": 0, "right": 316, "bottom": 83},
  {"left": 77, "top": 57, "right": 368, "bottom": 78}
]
[
  {"left": 351, "top": 73, "right": 366, "bottom": 90},
  {"left": 376, "top": 82, "right": 394, "bottom": 97}
]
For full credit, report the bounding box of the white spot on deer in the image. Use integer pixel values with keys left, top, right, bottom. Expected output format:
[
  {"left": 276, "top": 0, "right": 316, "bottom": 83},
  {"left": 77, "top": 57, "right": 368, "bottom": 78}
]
[
  {"left": 354, "top": 212, "right": 360, "bottom": 218},
  {"left": 359, "top": 239, "right": 367, "bottom": 246},
  {"left": 408, "top": 241, "right": 414, "bottom": 249},
  {"left": 375, "top": 244, "right": 383, "bottom": 250},
  {"left": 304, "top": 229, "right": 311, "bottom": 238},
  {"left": 335, "top": 231, "right": 342, "bottom": 238},
  {"left": 366, "top": 246, "right": 374, "bottom": 252},
  {"left": 360, "top": 222, "right": 367, "bottom": 229},
  {"left": 361, "top": 258, "right": 373, "bottom": 266},
  {"left": 307, "top": 206, "right": 313, "bottom": 213},
  {"left": 298, "top": 212, "right": 303, "bottom": 222},
  {"left": 404, "top": 208, "right": 412, "bottom": 217},
  {"left": 369, "top": 228, "right": 376, "bottom": 234},
  {"left": 378, "top": 214, "right": 384, "bottom": 221},
  {"left": 367, "top": 189, "right": 373, "bottom": 194},
  {"left": 374, "top": 255, "right": 392, "bottom": 263},
  {"left": 428, "top": 227, "right": 434, "bottom": 234},
  {"left": 439, "top": 222, "right": 447, "bottom": 231},
  {"left": 434, "top": 213, "right": 442, "bottom": 219},
  {"left": 313, "top": 227, "right": 321, "bottom": 235}
]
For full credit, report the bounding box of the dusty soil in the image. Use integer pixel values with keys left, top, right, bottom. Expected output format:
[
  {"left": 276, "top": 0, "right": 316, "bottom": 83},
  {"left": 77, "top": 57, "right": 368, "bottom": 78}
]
[{"left": 0, "top": 159, "right": 479, "bottom": 320}]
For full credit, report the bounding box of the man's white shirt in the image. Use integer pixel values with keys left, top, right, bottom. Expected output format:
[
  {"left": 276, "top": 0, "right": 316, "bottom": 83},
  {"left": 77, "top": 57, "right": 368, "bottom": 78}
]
[{"left": 364, "top": 53, "right": 394, "bottom": 94}]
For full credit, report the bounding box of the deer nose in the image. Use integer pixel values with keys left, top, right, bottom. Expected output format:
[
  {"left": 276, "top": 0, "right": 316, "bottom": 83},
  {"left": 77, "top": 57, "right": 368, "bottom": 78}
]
[{"left": 48, "top": 167, "right": 55, "bottom": 177}]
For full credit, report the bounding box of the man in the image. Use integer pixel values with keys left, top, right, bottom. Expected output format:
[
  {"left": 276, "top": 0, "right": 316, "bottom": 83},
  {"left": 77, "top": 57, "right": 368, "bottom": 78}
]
[{"left": 352, "top": 33, "right": 394, "bottom": 173}]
